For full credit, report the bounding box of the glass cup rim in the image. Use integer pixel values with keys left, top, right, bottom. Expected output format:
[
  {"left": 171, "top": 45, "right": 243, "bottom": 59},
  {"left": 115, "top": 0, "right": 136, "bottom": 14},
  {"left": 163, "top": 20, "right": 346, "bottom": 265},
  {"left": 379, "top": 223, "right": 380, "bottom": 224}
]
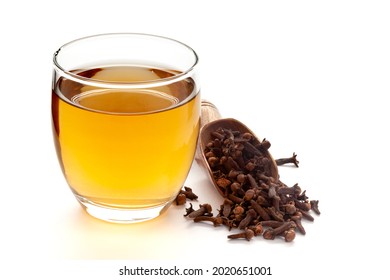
[{"left": 53, "top": 32, "right": 199, "bottom": 89}]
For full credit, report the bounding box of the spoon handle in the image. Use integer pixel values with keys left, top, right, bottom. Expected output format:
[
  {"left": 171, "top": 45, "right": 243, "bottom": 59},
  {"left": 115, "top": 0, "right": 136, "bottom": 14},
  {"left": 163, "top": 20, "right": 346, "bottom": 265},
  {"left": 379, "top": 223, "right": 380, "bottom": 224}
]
[
  {"left": 200, "top": 100, "right": 222, "bottom": 128},
  {"left": 195, "top": 100, "right": 222, "bottom": 162}
]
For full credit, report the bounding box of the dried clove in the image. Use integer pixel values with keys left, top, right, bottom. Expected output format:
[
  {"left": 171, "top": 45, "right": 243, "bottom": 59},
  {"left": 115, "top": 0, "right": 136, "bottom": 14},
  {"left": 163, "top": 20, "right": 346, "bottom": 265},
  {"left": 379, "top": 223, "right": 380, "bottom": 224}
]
[
  {"left": 299, "top": 210, "right": 315, "bottom": 222},
  {"left": 175, "top": 186, "right": 198, "bottom": 205},
  {"left": 243, "top": 189, "right": 256, "bottom": 201},
  {"left": 277, "top": 183, "right": 301, "bottom": 196},
  {"left": 291, "top": 213, "right": 306, "bottom": 235},
  {"left": 227, "top": 228, "right": 255, "bottom": 241},
  {"left": 184, "top": 203, "right": 195, "bottom": 217},
  {"left": 248, "top": 224, "right": 264, "bottom": 236},
  {"left": 310, "top": 200, "right": 321, "bottom": 215},
  {"left": 284, "top": 201, "right": 297, "bottom": 215},
  {"left": 187, "top": 203, "right": 213, "bottom": 219},
  {"left": 284, "top": 229, "right": 296, "bottom": 242},
  {"left": 247, "top": 174, "right": 259, "bottom": 189},
  {"left": 250, "top": 200, "right": 271, "bottom": 221},
  {"left": 263, "top": 221, "right": 295, "bottom": 240},
  {"left": 276, "top": 153, "right": 299, "bottom": 167},
  {"left": 221, "top": 199, "right": 234, "bottom": 218},
  {"left": 181, "top": 186, "right": 198, "bottom": 200},
  {"left": 228, "top": 193, "right": 243, "bottom": 204},
  {"left": 238, "top": 209, "right": 257, "bottom": 229},
  {"left": 175, "top": 193, "right": 187, "bottom": 205},
  {"left": 267, "top": 207, "right": 284, "bottom": 222},
  {"left": 294, "top": 199, "right": 311, "bottom": 212}
]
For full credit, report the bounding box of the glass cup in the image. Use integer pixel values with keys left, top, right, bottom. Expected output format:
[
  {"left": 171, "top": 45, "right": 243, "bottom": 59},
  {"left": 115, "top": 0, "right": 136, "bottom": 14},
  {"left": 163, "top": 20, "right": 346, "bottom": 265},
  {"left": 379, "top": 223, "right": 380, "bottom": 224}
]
[{"left": 51, "top": 33, "right": 200, "bottom": 223}]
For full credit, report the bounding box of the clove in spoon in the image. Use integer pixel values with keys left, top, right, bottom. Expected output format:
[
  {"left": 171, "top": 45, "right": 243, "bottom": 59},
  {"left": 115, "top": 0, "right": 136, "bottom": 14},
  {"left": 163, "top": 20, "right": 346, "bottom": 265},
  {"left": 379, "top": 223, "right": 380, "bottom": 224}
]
[{"left": 196, "top": 100, "right": 279, "bottom": 197}]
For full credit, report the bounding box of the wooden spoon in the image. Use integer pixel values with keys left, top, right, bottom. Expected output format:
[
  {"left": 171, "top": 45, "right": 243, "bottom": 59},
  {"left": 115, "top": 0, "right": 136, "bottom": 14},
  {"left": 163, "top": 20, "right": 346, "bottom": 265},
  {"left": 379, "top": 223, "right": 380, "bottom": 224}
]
[{"left": 196, "top": 100, "right": 279, "bottom": 197}]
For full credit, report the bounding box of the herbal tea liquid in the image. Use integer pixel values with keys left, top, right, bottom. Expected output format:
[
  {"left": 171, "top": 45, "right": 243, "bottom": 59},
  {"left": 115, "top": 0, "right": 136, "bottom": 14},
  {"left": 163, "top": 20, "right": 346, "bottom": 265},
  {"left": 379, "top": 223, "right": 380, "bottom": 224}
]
[{"left": 52, "top": 66, "right": 200, "bottom": 209}]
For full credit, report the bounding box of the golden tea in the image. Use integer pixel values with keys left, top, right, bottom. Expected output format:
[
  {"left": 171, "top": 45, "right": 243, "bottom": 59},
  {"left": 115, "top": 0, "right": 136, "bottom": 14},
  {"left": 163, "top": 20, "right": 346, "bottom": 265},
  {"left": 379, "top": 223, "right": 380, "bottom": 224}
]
[{"left": 52, "top": 66, "right": 200, "bottom": 216}]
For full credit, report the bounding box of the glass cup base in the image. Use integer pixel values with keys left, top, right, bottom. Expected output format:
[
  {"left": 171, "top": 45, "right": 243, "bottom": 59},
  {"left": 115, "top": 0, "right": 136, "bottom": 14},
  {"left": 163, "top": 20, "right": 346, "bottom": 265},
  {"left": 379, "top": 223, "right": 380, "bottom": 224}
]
[{"left": 75, "top": 195, "right": 172, "bottom": 223}]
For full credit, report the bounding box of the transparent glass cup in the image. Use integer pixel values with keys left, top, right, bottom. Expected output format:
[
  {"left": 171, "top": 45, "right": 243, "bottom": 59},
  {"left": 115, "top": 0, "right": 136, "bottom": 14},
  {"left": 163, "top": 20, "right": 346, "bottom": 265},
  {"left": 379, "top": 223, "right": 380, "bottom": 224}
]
[{"left": 51, "top": 33, "right": 200, "bottom": 223}]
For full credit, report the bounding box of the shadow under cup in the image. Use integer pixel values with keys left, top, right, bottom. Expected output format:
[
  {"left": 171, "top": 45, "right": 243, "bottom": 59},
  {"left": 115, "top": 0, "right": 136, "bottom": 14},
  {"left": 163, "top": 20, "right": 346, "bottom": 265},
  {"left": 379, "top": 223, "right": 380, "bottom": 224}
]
[{"left": 51, "top": 33, "right": 200, "bottom": 223}]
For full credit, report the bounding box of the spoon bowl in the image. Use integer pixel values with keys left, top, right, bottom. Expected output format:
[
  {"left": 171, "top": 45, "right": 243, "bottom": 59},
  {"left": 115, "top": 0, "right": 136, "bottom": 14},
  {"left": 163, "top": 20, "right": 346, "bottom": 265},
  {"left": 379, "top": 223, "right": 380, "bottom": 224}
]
[{"left": 197, "top": 101, "right": 279, "bottom": 197}]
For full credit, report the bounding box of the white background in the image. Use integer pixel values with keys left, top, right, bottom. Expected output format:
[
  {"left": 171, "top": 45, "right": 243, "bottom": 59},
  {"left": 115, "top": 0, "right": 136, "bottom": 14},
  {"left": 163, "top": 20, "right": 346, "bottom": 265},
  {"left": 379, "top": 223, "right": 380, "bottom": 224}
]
[{"left": 1, "top": 0, "right": 389, "bottom": 279}]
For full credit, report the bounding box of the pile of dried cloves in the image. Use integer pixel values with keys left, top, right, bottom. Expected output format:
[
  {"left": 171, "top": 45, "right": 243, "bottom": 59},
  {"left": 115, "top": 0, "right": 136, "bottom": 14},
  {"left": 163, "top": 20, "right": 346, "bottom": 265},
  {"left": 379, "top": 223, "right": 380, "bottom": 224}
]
[{"left": 177, "top": 127, "right": 320, "bottom": 242}]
